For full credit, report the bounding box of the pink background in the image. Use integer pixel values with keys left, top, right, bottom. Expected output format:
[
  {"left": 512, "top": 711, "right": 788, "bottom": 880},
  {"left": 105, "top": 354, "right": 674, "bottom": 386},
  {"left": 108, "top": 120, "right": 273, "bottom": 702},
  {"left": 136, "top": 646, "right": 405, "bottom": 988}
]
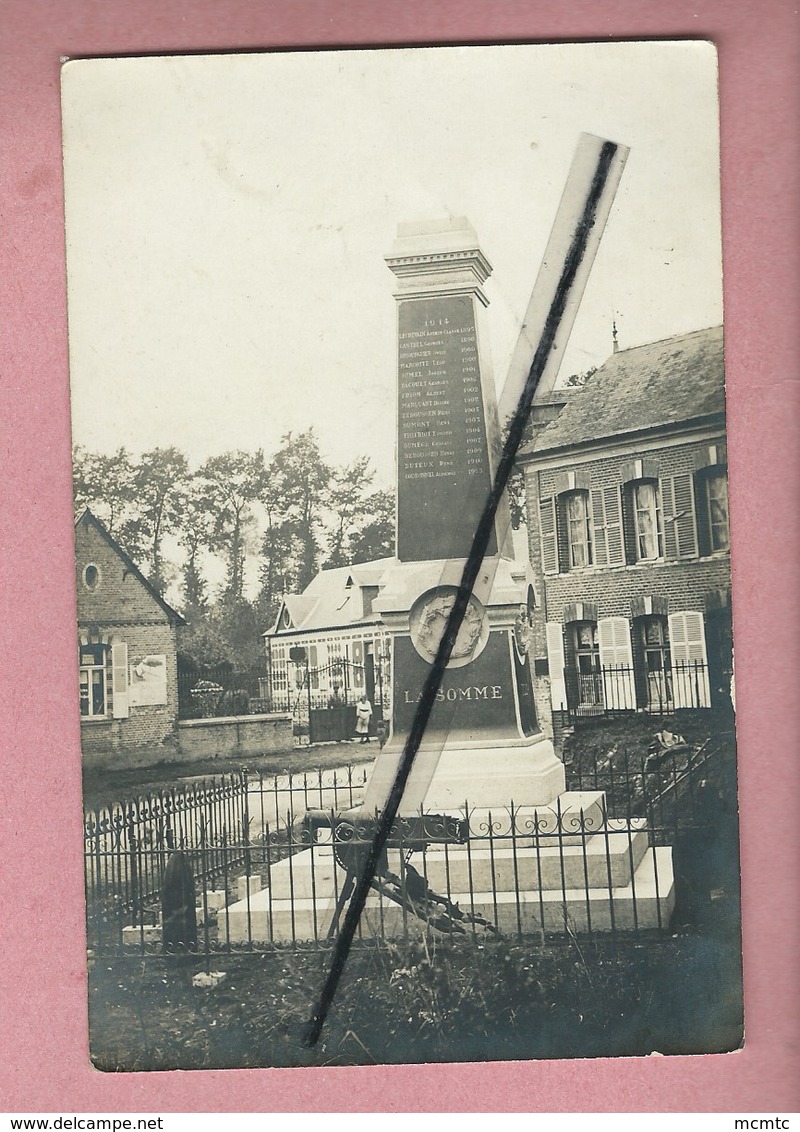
[{"left": 1, "top": 0, "right": 798, "bottom": 1113}]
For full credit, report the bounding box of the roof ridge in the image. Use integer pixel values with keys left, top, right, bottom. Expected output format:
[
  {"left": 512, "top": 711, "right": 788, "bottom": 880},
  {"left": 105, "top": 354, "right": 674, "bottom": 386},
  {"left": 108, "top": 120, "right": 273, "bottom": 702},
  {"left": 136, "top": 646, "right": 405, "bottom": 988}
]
[
  {"left": 526, "top": 325, "right": 725, "bottom": 454},
  {"left": 610, "top": 323, "right": 722, "bottom": 358}
]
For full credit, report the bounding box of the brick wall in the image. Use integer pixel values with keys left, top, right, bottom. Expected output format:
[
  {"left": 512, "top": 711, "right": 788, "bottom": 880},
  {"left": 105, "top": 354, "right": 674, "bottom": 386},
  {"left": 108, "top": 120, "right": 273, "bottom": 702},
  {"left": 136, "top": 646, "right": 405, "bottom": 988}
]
[
  {"left": 76, "top": 519, "right": 168, "bottom": 624},
  {"left": 523, "top": 435, "right": 731, "bottom": 623},
  {"left": 76, "top": 516, "right": 180, "bottom": 755}
]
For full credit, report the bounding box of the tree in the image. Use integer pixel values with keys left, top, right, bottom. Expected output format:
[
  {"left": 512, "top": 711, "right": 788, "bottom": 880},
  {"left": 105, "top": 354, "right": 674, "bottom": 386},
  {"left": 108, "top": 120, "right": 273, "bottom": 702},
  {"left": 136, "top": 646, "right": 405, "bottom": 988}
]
[
  {"left": 198, "top": 450, "right": 267, "bottom": 607},
  {"left": 256, "top": 517, "right": 305, "bottom": 627},
  {"left": 130, "top": 447, "right": 190, "bottom": 592},
  {"left": 564, "top": 365, "right": 597, "bottom": 387},
  {"left": 178, "top": 476, "right": 218, "bottom": 620},
  {"left": 72, "top": 445, "right": 139, "bottom": 549},
  {"left": 266, "top": 429, "right": 331, "bottom": 590},
  {"left": 324, "top": 455, "right": 375, "bottom": 567},
  {"left": 348, "top": 488, "right": 395, "bottom": 563}
]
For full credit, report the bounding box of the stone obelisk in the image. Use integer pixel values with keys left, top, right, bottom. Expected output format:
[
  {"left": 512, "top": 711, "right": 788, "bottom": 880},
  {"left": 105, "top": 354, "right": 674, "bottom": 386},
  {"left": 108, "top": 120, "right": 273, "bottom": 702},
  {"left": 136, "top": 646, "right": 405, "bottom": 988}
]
[{"left": 363, "top": 217, "right": 565, "bottom": 816}]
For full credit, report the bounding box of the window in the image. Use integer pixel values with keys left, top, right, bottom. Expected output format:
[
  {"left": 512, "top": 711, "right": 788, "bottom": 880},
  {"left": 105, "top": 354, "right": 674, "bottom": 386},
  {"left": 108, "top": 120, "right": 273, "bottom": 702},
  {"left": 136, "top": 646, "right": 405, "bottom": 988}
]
[
  {"left": 271, "top": 643, "right": 288, "bottom": 692},
  {"left": 634, "top": 615, "right": 672, "bottom": 710},
  {"left": 567, "top": 620, "right": 602, "bottom": 709},
  {"left": 564, "top": 491, "right": 593, "bottom": 568},
  {"left": 83, "top": 564, "right": 100, "bottom": 591},
  {"left": 79, "top": 644, "right": 107, "bottom": 718},
  {"left": 705, "top": 469, "right": 730, "bottom": 552},
  {"left": 631, "top": 480, "right": 663, "bottom": 561}
]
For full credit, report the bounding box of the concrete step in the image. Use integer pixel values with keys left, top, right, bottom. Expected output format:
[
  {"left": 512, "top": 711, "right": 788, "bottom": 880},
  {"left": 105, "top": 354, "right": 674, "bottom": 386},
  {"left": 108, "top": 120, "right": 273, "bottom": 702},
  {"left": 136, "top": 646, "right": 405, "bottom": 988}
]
[
  {"left": 222, "top": 846, "right": 674, "bottom": 943},
  {"left": 265, "top": 818, "right": 650, "bottom": 903}
]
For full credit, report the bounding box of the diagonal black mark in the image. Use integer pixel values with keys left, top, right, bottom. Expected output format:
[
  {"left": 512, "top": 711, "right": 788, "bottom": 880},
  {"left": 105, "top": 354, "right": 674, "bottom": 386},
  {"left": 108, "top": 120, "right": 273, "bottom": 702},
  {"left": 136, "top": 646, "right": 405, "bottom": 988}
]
[{"left": 301, "top": 139, "right": 619, "bottom": 1049}]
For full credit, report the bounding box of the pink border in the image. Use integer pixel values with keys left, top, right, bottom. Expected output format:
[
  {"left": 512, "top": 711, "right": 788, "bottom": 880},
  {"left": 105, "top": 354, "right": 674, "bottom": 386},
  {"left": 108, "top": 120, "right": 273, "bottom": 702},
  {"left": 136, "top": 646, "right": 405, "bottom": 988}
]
[{"left": 1, "top": 0, "right": 798, "bottom": 1113}]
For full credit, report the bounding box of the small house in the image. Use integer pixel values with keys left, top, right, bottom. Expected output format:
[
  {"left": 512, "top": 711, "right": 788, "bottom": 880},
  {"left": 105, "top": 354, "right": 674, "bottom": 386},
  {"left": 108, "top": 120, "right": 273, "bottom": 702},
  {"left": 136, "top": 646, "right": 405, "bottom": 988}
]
[{"left": 75, "top": 508, "right": 184, "bottom": 764}]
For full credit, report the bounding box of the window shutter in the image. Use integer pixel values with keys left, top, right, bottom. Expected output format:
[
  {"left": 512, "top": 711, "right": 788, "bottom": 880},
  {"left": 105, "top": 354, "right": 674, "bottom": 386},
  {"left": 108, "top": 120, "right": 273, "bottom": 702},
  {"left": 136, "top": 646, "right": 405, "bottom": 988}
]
[
  {"left": 589, "top": 489, "right": 608, "bottom": 566},
  {"left": 668, "top": 612, "right": 711, "bottom": 707},
  {"left": 662, "top": 474, "right": 698, "bottom": 559},
  {"left": 604, "top": 486, "right": 625, "bottom": 565},
  {"left": 673, "top": 474, "right": 698, "bottom": 557},
  {"left": 660, "top": 477, "right": 678, "bottom": 559},
  {"left": 545, "top": 622, "right": 567, "bottom": 710},
  {"left": 694, "top": 472, "right": 711, "bottom": 555},
  {"left": 539, "top": 497, "right": 559, "bottom": 575},
  {"left": 111, "top": 642, "right": 129, "bottom": 719},
  {"left": 597, "top": 617, "right": 635, "bottom": 709},
  {"left": 590, "top": 486, "right": 624, "bottom": 567}
]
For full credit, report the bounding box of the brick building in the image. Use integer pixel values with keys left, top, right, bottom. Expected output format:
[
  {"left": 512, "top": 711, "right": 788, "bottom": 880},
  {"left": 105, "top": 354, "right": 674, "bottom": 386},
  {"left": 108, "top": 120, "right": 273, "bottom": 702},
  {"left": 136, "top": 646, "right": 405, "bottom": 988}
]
[
  {"left": 518, "top": 326, "right": 732, "bottom": 719},
  {"left": 75, "top": 508, "right": 184, "bottom": 758}
]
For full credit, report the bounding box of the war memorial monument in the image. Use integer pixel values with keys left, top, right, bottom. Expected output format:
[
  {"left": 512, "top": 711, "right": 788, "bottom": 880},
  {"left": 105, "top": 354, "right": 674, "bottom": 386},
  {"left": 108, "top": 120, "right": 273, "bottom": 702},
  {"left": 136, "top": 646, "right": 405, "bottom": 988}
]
[{"left": 222, "top": 195, "right": 676, "bottom": 944}]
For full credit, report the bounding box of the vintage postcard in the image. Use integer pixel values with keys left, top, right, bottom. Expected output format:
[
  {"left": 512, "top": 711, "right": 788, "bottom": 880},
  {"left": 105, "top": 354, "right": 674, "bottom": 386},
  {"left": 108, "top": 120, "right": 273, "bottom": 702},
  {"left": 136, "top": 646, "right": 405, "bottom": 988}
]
[{"left": 62, "top": 42, "right": 741, "bottom": 1070}]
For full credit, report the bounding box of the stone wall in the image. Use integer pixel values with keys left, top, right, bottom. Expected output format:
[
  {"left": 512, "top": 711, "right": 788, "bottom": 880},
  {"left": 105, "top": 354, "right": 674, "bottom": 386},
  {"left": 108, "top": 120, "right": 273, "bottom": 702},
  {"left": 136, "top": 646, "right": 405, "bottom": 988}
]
[
  {"left": 177, "top": 714, "right": 293, "bottom": 760},
  {"left": 81, "top": 713, "right": 292, "bottom": 772}
]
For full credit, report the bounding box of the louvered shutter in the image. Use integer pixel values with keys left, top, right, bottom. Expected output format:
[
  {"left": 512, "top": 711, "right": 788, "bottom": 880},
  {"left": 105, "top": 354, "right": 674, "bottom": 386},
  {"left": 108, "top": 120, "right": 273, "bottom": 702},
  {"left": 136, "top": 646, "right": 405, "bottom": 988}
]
[
  {"left": 660, "top": 478, "right": 678, "bottom": 559},
  {"left": 668, "top": 612, "right": 711, "bottom": 707},
  {"left": 597, "top": 617, "right": 635, "bottom": 709},
  {"left": 662, "top": 475, "right": 698, "bottom": 559},
  {"left": 590, "top": 489, "right": 608, "bottom": 566},
  {"left": 539, "top": 497, "right": 559, "bottom": 575},
  {"left": 590, "top": 487, "right": 624, "bottom": 566},
  {"left": 111, "top": 641, "right": 129, "bottom": 719},
  {"left": 603, "top": 486, "right": 625, "bottom": 565},
  {"left": 673, "top": 473, "right": 699, "bottom": 557},
  {"left": 545, "top": 622, "right": 567, "bottom": 710}
]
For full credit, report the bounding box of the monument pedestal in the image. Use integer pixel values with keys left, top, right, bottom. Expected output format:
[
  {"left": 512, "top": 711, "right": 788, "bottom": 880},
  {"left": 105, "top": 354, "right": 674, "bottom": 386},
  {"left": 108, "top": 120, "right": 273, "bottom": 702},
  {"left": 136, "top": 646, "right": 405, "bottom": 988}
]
[
  {"left": 363, "top": 740, "right": 565, "bottom": 813},
  {"left": 363, "top": 556, "right": 565, "bottom": 814},
  {"left": 223, "top": 787, "right": 675, "bottom": 943}
]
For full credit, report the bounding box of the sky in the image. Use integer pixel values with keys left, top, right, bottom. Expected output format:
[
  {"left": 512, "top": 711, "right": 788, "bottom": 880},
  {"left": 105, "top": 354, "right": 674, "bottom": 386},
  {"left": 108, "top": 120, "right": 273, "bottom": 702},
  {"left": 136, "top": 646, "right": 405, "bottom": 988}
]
[{"left": 62, "top": 42, "right": 723, "bottom": 493}]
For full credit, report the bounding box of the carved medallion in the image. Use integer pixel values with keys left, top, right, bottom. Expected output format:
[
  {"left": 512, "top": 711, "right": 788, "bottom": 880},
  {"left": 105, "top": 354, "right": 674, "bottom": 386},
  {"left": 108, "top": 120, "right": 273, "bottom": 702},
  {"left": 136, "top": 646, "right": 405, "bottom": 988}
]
[{"left": 409, "top": 586, "right": 489, "bottom": 669}]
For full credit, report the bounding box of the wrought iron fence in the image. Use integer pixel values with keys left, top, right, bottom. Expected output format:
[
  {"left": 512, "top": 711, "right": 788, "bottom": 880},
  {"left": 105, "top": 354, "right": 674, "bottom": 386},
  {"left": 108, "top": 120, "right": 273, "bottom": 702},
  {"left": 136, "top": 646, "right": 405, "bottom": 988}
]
[
  {"left": 84, "top": 764, "right": 370, "bottom": 954},
  {"left": 562, "top": 660, "right": 717, "bottom": 721},
  {"left": 177, "top": 663, "right": 270, "bottom": 720},
  {"left": 84, "top": 737, "right": 738, "bottom": 961}
]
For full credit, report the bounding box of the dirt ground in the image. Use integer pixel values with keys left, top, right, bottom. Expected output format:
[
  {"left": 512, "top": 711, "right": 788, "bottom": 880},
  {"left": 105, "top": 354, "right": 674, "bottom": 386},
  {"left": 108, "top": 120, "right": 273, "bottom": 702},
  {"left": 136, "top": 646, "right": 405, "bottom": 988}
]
[{"left": 82, "top": 739, "right": 378, "bottom": 809}]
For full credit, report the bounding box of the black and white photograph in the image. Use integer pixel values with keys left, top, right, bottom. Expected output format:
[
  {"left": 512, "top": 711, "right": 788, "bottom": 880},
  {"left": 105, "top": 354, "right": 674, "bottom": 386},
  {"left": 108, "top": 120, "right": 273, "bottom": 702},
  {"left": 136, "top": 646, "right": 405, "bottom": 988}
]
[{"left": 62, "top": 42, "right": 742, "bottom": 1071}]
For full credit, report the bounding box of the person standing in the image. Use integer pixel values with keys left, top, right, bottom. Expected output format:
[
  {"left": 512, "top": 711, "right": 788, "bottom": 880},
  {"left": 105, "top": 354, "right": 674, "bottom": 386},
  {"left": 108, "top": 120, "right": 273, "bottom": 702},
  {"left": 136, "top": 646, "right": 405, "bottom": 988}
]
[{"left": 355, "top": 693, "right": 373, "bottom": 743}]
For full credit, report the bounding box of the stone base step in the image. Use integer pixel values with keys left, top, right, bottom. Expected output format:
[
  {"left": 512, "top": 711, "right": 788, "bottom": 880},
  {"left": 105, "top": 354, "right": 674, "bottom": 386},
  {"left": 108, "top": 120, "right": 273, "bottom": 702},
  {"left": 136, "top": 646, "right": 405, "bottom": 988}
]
[
  {"left": 222, "top": 846, "right": 674, "bottom": 943},
  {"left": 265, "top": 819, "right": 650, "bottom": 904}
]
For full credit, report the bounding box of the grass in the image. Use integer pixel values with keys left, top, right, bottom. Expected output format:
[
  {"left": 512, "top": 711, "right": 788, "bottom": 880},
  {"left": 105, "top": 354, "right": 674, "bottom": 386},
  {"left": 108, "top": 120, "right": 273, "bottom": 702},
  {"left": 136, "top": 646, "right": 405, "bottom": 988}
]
[{"left": 88, "top": 918, "right": 743, "bottom": 1071}]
